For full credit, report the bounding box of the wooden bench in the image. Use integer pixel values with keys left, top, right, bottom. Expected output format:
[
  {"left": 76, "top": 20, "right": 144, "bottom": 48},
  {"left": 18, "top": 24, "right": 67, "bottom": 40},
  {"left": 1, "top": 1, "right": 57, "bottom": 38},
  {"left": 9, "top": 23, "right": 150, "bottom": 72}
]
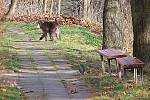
[
  {"left": 116, "top": 57, "right": 145, "bottom": 84},
  {"left": 97, "top": 48, "right": 126, "bottom": 74}
]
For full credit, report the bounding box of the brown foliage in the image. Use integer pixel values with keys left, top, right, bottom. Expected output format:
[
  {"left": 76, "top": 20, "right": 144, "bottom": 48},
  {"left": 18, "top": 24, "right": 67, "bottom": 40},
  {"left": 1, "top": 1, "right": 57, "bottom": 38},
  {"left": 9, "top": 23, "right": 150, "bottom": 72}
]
[
  {"left": 0, "top": 0, "right": 7, "bottom": 21},
  {"left": 0, "top": 79, "right": 17, "bottom": 88}
]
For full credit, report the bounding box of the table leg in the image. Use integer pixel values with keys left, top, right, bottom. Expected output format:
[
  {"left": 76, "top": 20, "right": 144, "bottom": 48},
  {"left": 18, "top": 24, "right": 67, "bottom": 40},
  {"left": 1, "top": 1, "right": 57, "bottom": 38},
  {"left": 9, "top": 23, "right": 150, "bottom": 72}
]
[
  {"left": 124, "top": 68, "right": 127, "bottom": 87},
  {"left": 140, "top": 67, "right": 144, "bottom": 84},
  {"left": 118, "top": 64, "right": 122, "bottom": 80},
  {"left": 115, "top": 60, "right": 118, "bottom": 73},
  {"left": 134, "top": 68, "right": 138, "bottom": 84},
  {"left": 107, "top": 59, "right": 111, "bottom": 75},
  {"left": 101, "top": 55, "right": 105, "bottom": 73},
  {"left": 134, "top": 68, "right": 136, "bottom": 81}
]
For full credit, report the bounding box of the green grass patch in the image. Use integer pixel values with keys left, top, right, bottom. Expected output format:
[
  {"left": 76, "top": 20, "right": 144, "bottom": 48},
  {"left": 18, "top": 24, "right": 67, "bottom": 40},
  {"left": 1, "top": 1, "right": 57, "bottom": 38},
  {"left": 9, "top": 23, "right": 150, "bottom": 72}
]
[
  {"left": 4, "top": 21, "right": 40, "bottom": 41},
  {"left": 0, "top": 87, "right": 22, "bottom": 100},
  {"left": 52, "top": 25, "right": 102, "bottom": 72},
  {"left": 4, "top": 58, "right": 20, "bottom": 71},
  {"left": 85, "top": 76, "right": 116, "bottom": 91},
  {"left": 61, "top": 25, "right": 102, "bottom": 47},
  {"left": 0, "top": 31, "right": 20, "bottom": 71},
  {"left": 114, "top": 83, "right": 125, "bottom": 92},
  {"left": 0, "top": 36, "right": 12, "bottom": 57}
]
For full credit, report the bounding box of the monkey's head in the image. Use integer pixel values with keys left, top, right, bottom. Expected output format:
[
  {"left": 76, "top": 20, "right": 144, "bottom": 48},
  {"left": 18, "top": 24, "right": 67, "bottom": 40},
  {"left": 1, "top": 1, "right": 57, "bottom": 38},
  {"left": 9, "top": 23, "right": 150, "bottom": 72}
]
[{"left": 54, "top": 17, "right": 64, "bottom": 25}]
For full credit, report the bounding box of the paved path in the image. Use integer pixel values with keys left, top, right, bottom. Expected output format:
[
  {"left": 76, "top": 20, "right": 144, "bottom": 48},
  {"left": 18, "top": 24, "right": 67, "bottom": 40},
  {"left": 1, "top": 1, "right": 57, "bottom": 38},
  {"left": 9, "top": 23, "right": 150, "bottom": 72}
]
[{"left": 3, "top": 40, "right": 91, "bottom": 100}]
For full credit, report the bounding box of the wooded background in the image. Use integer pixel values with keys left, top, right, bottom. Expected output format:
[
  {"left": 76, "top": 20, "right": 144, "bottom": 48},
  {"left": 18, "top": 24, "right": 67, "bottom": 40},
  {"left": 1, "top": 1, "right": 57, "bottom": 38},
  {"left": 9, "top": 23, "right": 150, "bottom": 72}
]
[{"left": 2, "top": 0, "right": 105, "bottom": 24}]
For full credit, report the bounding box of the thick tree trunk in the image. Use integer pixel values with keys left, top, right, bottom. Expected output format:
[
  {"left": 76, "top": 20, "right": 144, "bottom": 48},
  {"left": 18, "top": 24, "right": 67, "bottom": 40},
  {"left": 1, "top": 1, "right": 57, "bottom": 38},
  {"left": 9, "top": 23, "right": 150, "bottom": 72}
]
[
  {"left": 103, "top": 0, "right": 133, "bottom": 55},
  {"left": 131, "top": 0, "right": 150, "bottom": 67},
  {"left": 6, "top": 0, "right": 18, "bottom": 16}
]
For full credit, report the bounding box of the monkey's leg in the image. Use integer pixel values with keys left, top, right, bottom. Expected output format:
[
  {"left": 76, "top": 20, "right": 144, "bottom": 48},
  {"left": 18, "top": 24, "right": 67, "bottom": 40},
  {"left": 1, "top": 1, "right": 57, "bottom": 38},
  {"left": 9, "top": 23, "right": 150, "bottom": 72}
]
[
  {"left": 48, "top": 32, "right": 52, "bottom": 40},
  {"left": 44, "top": 33, "right": 48, "bottom": 41},
  {"left": 56, "top": 32, "right": 60, "bottom": 40},
  {"left": 51, "top": 33, "right": 56, "bottom": 41}
]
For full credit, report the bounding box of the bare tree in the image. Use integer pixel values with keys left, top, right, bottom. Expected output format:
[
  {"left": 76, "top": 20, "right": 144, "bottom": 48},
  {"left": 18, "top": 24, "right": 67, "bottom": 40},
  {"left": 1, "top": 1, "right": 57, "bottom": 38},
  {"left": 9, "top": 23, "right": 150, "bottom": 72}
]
[
  {"left": 50, "top": 0, "right": 54, "bottom": 15},
  {"left": 57, "top": 0, "right": 61, "bottom": 16},
  {"left": 43, "top": 0, "right": 48, "bottom": 13},
  {"left": 6, "top": 0, "right": 18, "bottom": 16},
  {"left": 83, "top": 0, "right": 91, "bottom": 22},
  {"left": 0, "top": 0, "right": 5, "bottom": 19},
  {"left": 84, "top": 0, "right": 88, "bottom": 19}
]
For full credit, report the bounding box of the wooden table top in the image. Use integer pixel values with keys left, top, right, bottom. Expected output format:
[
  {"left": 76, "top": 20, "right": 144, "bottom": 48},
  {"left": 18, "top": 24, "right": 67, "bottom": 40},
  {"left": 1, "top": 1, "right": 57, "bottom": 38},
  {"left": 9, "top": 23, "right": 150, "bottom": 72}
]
[
  {"left": 116, "top": 57, "right": 145, "bottom": 68},
  {"left": 97, "top": 48, "right": 126, "bottom": 59}
]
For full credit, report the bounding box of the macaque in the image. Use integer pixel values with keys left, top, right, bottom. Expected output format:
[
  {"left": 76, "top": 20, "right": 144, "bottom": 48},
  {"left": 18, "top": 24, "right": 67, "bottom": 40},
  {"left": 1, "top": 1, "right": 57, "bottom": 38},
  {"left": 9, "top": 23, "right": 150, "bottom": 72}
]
[{"left": 38, "top": 19, "right": 61, "bottom": 41}]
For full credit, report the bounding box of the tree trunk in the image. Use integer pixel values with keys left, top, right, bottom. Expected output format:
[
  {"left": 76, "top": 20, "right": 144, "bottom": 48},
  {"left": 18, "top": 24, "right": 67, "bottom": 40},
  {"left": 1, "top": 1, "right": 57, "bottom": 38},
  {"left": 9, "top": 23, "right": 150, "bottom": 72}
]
[
  {"left": 83, "top": 0, "right": 88, "bottom": 19},
  {"left": 50, "top": 0, "right": 54, "bottom": 15},
  {"left": 43, "top": 0, "right": 48, "bottom": 13},
  {"left": 0, "top": 0, "right": 5, "bottom": 20},
  {"left": 6, "top": 0, "right": 18, "bottom": 16},
  {"left": 87, "top": 0, "right": 91, "bottom": 22},
  {"left": 57, "top": 0, "right": 61, "bottom": 16},
  {"left": 83, "top": 0, "right": 91, "bottom": 22},
  {"left": 103, "top": 0, "right": 133, "bottom": 55},
  {"left": 131, "top": 0, "right": 150, "bottom": 67},
  {"left": 0, "top": 1, "right": 5, "bottom": 36}
]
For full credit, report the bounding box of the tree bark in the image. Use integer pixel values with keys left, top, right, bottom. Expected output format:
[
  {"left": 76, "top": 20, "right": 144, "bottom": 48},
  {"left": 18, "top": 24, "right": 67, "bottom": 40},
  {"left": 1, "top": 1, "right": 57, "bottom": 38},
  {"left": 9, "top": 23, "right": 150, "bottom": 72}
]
[
  {"left": 87, "top": 0, "right": 91, "bottom": 22},
  {"left": 0, "top": 0, "right": 5, "bottom": 20},
  {"left": 6, "top": 0, "right": 18, "bottom": 16},
  {"left": 57, "top": 0, "right": 61, "bottom": 16},
  {"left": 103, "top": 0, "right": 133, "bottom": 55},
  {"left": 83, "top": 0, "right": 87, "bottom": 19},
  {"left": 83, "top": 0, "right": 91, "bottom": 22},
  {"left": 50, "top": 0, "right": 54, "bottom": 15},
  {"left": 131, "top": 0, "right": 150, "bottom": 67},
  {"left": 43, "top": 0, "right": 48, "bottom": 13}
]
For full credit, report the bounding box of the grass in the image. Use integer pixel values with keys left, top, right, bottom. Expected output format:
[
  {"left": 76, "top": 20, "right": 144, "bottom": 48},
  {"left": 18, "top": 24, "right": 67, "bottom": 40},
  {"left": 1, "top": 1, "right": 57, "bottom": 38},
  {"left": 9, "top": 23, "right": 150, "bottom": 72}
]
[
  {"left": 0, "top": 87, "right": 22, "bottom": 100},
  {"left": 0, "top": 35, "right": 20, "bottom": 71},
  {"left": 0, "top": 23, "right": 22, "bottom": 99},
  {"left": 88, "top": 76, "right": 150, "bottom": 100},
  {"left": 0, "top": 36, "right": 12, "bottom": 57},
  {"left": 4, "top": 58, "right": 20, "bottom": 71},
  {"left": 53, "top": 25, "right": 102, "bottom": 71},
  {"left": 1, "top": 21, "right": 150, "bottom": 100}
]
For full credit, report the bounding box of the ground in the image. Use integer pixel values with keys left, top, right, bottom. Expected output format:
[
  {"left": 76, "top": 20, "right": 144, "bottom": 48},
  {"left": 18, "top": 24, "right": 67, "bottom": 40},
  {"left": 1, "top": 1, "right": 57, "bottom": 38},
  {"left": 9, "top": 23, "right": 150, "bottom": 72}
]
[{"left": 0, "top": 22, "right": 150, "bottom": 100}]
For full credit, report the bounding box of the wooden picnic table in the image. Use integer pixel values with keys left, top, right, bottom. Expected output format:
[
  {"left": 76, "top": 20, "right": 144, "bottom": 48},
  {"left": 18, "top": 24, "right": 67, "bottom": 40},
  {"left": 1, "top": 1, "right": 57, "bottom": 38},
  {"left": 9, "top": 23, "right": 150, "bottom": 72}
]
[
  {"left": 97, "top": 48, "right": 126, "bottom": 74},
  {"left": 116, "top": 57, "right": 145, "bottom": 84}
]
